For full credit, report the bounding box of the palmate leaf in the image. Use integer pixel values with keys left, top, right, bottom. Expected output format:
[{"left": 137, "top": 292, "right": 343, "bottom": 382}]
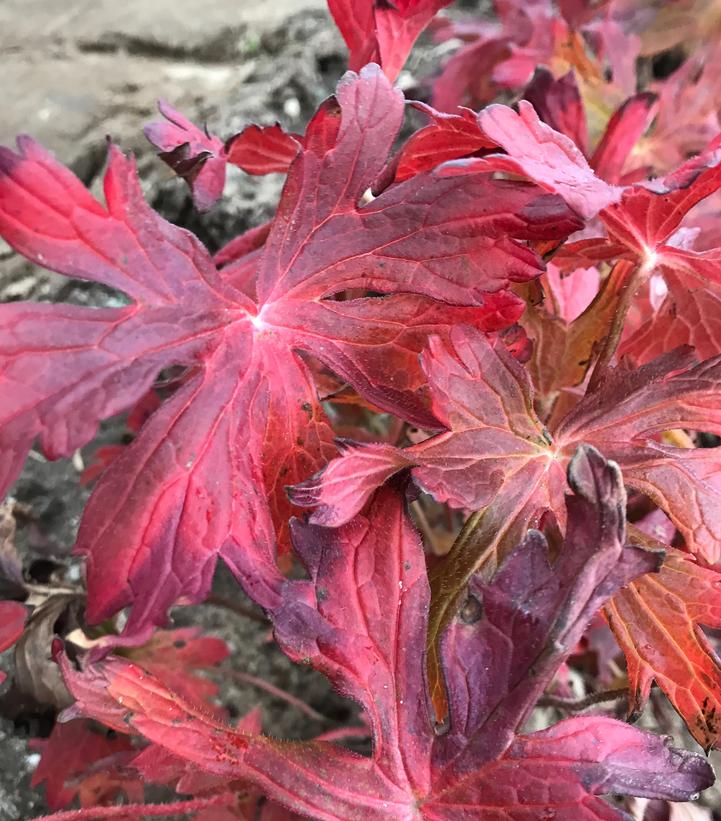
[
  {"left": 523, "top": 69, "right": 590, "bottom": 158},
  {"left": 121, "top": 626, "right": 229, "bottom": 709},
  {"left": 0, "top": 64, "right": 580, "bottom": 635},
  {"left": 393, "top": 102, "right": 495, "bottom": 182},
  {"left": 294, "top": 327, "right": 721, "bottom": 734},
  {"left": 431, "top": 0, "right": 560, "bottom": 112},
  {"left": 58, "top": 448, "right": 713, "bottom": 819},
  {"left": 143, "top": 101, "right": 229, "bottom": 212},
  {"left": 438, "top": 91, "right": 721, "bottom": 368},
  {"left": 30, "top": 719, "right": 142, "bottom": 811},
  {"left": 620, "top": 269, "right": 721, "bottom": 365},
  {"left": 31, "top": 626, "right": 229, "bottom": 812},
  {"left": 607, "top": 528, "right": 721, "bottom": 752},
  {"left": 476, "top": 101, "right": 623, "bottom": 219},
  {"left": 146, "top": 0, "right": 456, "bottom": 209},
  {"left": 294, "top": 328, "right": 721, "bottom": 564},
  {"left": 553, "top": 137, "right": 721, "bottom": 363},
  {"left": 145, "top": 103, "right": 303, "bottom": 210}
]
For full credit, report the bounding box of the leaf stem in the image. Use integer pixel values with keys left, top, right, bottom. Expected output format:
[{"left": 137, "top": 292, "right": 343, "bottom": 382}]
[
  {"left": 206, "top": 593, "right": 268, "bottom": 624},
  {"left": 220, "top": 666, "right": 331, "bottom": 723},
  {"left": 538, "top": 686, "right": 628, "bottom": 712},
  {"left": 30, "top": 793, "right": 237, "bottom": 821},
  {"left": 586, "top": 260, "right": 644, "bottom": 393},
  {"left": 411, "top": 499, "right": 439, "bottom": 554}
]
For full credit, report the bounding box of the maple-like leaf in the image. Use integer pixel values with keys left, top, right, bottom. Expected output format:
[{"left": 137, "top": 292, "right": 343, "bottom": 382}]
[
  {"left": 523, "top": 69, "right": 589, "bottom": 157},
  {"left": 431, "top": 1, "right": 560, "bottom": 111},
  {"left": 329, "top": 0, "right": 453, "bottom": 81},
  {"left": 0, "top": 65, "right": 580, "bottom": 634},
  {"left": 393, "top": 102, "right": 494, "bottom": 182},
  {"left": 131, "top": 706, "right": 262, "bottom": 797},
  {"left": 0, "top": 600, "right": 27, "bottom": 685},
  {"left": 225, "top": 124, "right": 302, "bottom": 175},
  {"left": 144, "top": 100, "right": 227, "bottom": 212},
  {"left": 293, "top": 327, "right": 721, "bottom": 724},
  {"left": 589, "top": 92, "right": 658, "bottom": 184},
  {"left": 606, "top": 529, "right": 721, "bottom": 752},
  {"left": 30, "top": 718, "right": 142, "bottom": 810},
  {"left": 417, "top": 72, "right": 657, "bottom": 222},
  {"left": 621, "top": 271, "right": 721, "bottom": 364},
  {"left": 145, "top": 103, "right": 303, "bottom": 210},
  {"left": 121, "top": 626, "right": 228, "bottom": 708},
  {"left": 476, "top": 100, "right": 623, "bottom": 219},
  {"left": 302, "top": 333, "right": 721, "bottom": 567},
  {"left": 636, "top": 44, "right": 721, "bottom": 174},
  {"left": 556, "top": 136, "right": 721, "bottom": 365},
  {"left": 544, "top": 263, "right": 600, "bottom": 323},
  {"left": 523, "top": 66, "right": 658, "bottom": 184},
  {"left": 58, "top": 448, "right": 713, "bottom": 819}
]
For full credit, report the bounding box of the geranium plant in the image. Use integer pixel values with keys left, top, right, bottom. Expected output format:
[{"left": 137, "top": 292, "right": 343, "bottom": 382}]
[{"left": 1, "top": 0, "right": 721, "bottom": 818}]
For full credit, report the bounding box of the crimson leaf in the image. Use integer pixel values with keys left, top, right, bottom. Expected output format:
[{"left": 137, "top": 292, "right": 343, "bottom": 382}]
[
  {"left": 143, "top": 100, "right": 227, "bottom": 212},
  {"left": 297, "top": 329, "right": 721, "bottom": 565},
  {"left": 59, "top": 447, "right": 713, "bottom": 818},
  {"left": 329, "top": 0, "right": 453, "bottom": 81},
  {"left": 0, "top": 600, "right": 27, "bottom": 685},
  {"left": 0, "top": 65, "right": 579, "bottom": 635}
]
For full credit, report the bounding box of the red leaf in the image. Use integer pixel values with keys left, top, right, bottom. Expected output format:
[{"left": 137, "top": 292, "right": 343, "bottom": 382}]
[
  {"left": 555, "top": 350, "right": 721, "bottom": 563},
  {"left": 214, "top": 221, "right": 272, "bottom": 270},
  {"left": 606, "top": 540, "right": 721, "bottom": 751},
  {"left": 431, "top": 3, "right": 560, "bottom": 111},
  {"left": 393, "top": 102, "right": 494, "bottom": 182},
  {"left": 146, "top": 104, "right": 304, "bottom": 209},
  {"left": 544, "top": 263, "right": 600, "bottom": 323},
  {"left": 292, "top": 327, "right": 565, "bottom": 530},
  {"left": 0, "top": 599, "right": 26, "bottom": 684},
  {"left": 431, "top": 31, "right": 512, "bottom": 113},
  {"left": 523, "top": 69, "right": 589, "bottom": 157},
  {"left": 0, "top": 66, "right": 579, "bottom": 633},
  {"left": 144, "top": 100, "right": 227, "bottom": 212},
  {"left": 477, "top": 100, "right": 623, "bottom": 219},
  {"left": 122, "top": 627, "right": 228, "bottom": 709},
  {"left": 130, "top": 707, "right": 263, "bottom": 797},
  {"left": 290, "top": 441, "right": 411, "bottom": 526},
  {"left": 638, "top": 44, "right": 721, "bottom": 173},
  {"left": 59, "top": 449, "right": 713, "bottom": 817},
  {"left": 297, "top": 328, "right": 721, "bottom": 566},
  {"left": 0, "top": 600, "right": 26, "bottom": 653},
  {"left": 30, "top": 718, "right": 141, "bottom": 810},
  {"left": 329, "top": 0, "right": 453, "bottom": 81},
  {"left": 225, "top": 124, "right": 302, "bottom": 175},
  {"left": 621, "top": 272, "right": 721, "bottom": 364},
  {"left": 557, "top": 138, "right": 721, "bottom": 313},
  {"left": 589, "top": 93, "right": 658, "bottom": 184},
  {"left": 602, "top": 139, "right": 721, "bottom": 259}
]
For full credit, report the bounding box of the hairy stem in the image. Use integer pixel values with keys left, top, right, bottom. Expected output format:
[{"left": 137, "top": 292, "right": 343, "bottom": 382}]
[
  {"left": 206, "top": 593, "right": 268, "bottom": 624},
  {"left": 221, "top": 666, "right": 331, "bottom": 723},
  {"left": 538, "top": 686, "right": 629, "bottom": 712},
  {"left": 30, "top": 793, "right": 237, "bottom": 821}
]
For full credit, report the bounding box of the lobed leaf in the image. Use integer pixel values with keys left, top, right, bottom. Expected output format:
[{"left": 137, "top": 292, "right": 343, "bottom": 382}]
[
  {"left": 0, "top": 65, "right": 581, "bottom": 633},
  {"left": 329, "top": 0, "right": 453, "bottom": 81},
  {"left": 144, "top": 101, "right": 227, "bottom": 212},
  {"left": 607, "top": 537, "right": 721, "bottom": 752},
  {"left": 59, "top": 449, "right": 713, "bottom": 818},
  {"left": 476, "top": 100, "right": 623, "bottom": 219}
]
